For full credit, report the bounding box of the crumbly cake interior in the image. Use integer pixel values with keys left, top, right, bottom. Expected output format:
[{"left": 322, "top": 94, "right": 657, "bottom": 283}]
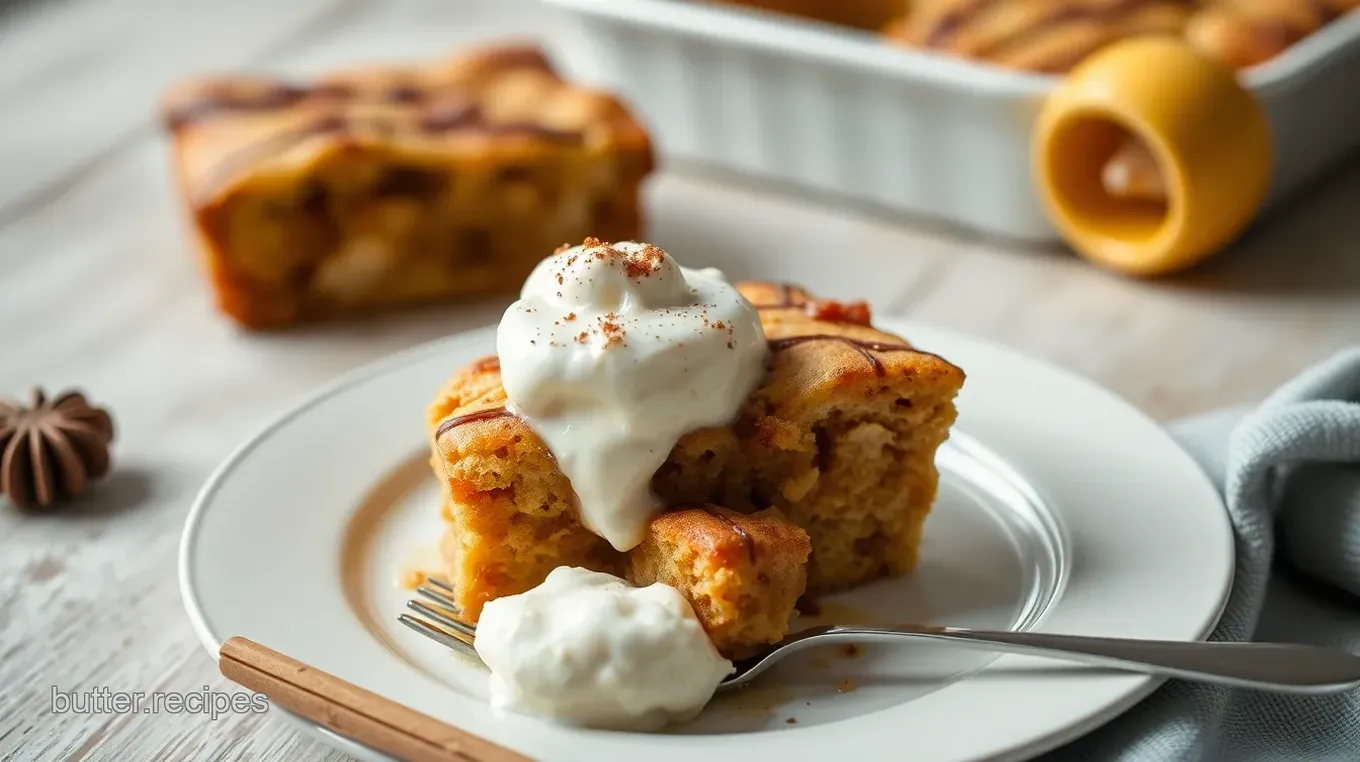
[
  {"left": 654, "top": 369, "right": 957, "bottom": 592},
  {"left": 625, "top": 505, "right": 811, "bottom": 659},
  {"left": 427, "top": 279, "right": 965, "bottom": 623},
  {"left": 201, "top": 147, "right": 643, "bottom": 326},
  {"left": 427, "top": 358, "right": 622, "bottom": 621}
]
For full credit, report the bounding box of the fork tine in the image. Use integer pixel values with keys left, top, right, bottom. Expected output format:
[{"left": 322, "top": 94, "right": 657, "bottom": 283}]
[
  {"left": 424, "top": 576, "right": 455, "bottom": 593},
  {"left": 398, "top": 614, "right": 479, "bottom": 657},
  {"left": 415, "top": 583, "right": 462, "bottom": 613},
  {"left": 407, "top": 600, "right": 477, "bottom": 638}
]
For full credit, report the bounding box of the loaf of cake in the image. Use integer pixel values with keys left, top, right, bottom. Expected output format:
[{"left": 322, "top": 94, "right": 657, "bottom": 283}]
[
  {"left": 427, "top": 278, "right": 965, "bottom": 622},
  {"left": 160, "top": 45, "right": 654, "bottom": 328}
]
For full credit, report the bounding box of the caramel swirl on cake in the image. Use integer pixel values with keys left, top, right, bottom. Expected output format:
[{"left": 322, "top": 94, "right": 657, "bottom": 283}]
[{"left": 883, "top": 0, "right": 1195, "bottom": 73}]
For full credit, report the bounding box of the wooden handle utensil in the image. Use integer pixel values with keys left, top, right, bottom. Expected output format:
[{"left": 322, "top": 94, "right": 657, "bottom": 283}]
[{"left": 219, "top": 636, "right": 532, "bottom": 762}]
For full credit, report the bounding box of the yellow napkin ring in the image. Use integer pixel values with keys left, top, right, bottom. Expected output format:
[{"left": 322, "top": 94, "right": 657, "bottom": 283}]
[{"left": 1033, "top": 37, "right": 1272, "bottom": 277}]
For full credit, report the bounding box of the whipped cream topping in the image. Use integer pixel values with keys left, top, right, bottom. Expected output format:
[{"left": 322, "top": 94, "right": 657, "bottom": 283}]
[
  {"left": 474, "top": 566, "right": 733, "bottom": 731},
  {"left": 496, "top": 239, "right": 767, "bottom": 551}
]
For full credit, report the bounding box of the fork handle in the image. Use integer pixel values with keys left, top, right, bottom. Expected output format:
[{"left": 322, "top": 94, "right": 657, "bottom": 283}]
[{"left": 838, "top": 625, "right": 1360, "bottom": 693}]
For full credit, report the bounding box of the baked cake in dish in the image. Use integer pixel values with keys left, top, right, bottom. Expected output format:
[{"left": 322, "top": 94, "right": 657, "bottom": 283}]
[
  {"left": 881, "top": 0, "right": 1359, "bottom": 74},
  {"left": 711, "top": 0, "right": 908, "bottom": 30},
  {"left": 427, "top": 270, "right": 965, "bottom": 626},
  {"left": 160, "top": 45, "right": 653, "bottom": 328},
  {"left": 626, "top": 505, "right": 812, "bottom": 659},
  {"left": 882, "top": 0, "right": 1194, "bottom": 74}
]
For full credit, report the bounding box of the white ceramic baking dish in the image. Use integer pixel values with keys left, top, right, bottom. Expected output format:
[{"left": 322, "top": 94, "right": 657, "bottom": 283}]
[{"left": 544, "top": 0, "right": 1360, "bottom": 246}]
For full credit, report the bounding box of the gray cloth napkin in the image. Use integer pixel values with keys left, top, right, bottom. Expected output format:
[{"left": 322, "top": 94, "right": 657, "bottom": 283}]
[{"left": 1043, "top": 348, "right": 1360, "bottom": 762}]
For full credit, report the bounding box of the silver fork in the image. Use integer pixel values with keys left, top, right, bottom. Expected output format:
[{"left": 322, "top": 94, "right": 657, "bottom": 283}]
[{"left": 400, "top": 577, "right": 1360, "bottom": 694}]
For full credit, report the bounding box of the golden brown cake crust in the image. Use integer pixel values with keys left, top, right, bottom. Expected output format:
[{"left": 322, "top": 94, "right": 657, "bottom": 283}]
[
  {"left": 161, "top": 44, "right": 654, "bottom": 329},
  {"left": 708, "top": 0, "right": 909, "bottom": 30},
  {"left": 626, "top": 505, "right": 811, "bottom": 658},
  {"left": 883, "top": 0, "right": 1194, "bottom": 74},
  {"left": 428, "top": 275, "right": 965, "bottom": 618},
  {"left": 1184, "top": 0, "right": 1360, "bottom": 69},
  {"left": 881, "top": 0, "right": 1360, "bottom": 74}
]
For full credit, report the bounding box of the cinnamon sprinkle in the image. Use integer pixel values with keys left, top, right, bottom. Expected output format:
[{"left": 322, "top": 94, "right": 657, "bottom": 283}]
[
  {"left": 623, "top": 243, "right": 666, "bottom": 279},
  {"left": 599, "top": 315, "right": 625, "bottom": 348}
]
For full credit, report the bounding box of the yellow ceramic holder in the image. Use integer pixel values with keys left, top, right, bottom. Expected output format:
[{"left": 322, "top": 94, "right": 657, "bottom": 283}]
[{"left": 1033, "top": 37, "right": 1272, "bottom": 277}]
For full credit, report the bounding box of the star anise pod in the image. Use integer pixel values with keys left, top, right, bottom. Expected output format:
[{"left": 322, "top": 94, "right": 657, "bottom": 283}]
[{"left": 0, "top": 388, "right": 116, "bottom": 510}]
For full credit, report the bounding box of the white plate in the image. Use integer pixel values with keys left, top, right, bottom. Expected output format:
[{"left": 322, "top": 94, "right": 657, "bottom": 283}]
[{"left": 179, "top": 318, "right": 1233, "bottom": 762}]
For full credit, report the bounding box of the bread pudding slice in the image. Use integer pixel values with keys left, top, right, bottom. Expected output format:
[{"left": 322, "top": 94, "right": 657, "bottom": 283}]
[
  {"left": 428, "top": 281, "right": 964, "bottom": 618},
  {"left": 655, "top": 281, "right": 965, "bottom": 593},
  {"left": 626, "top": 505, "right": 810, "bottom": 659},
  {"left": 161, "top": 45, "right": 653, "bottom": 328},
  {"left": 426, "top": 356, "right": 622, "bottom": 622}
]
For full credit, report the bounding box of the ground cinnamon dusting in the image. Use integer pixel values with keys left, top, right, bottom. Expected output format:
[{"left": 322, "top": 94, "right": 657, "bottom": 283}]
[
  {"left": 599, "top": 315, "right": 625, "bottom": 347},
  {"left": 623, "top": 243, "right": 666, "bottom": 279}
]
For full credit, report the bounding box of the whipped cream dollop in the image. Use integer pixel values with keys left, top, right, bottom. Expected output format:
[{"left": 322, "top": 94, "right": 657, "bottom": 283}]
[
  {"left": 474, "top": 566, "right": 734, "bottom": 731},
  {"left": 496, "top": 239, "right": 767, "bottom": 551}
]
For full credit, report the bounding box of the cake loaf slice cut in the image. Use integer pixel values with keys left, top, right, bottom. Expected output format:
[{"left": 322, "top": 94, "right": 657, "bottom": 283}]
[
  {"left": 161, "top": 45, "right": 653, "bottom": 328},
  {"left": 426, "top": 355, "right": 622, "bottom": 623},
  {"left": 654, "top": 281, "right": 966, "bottom": 593},
  {"left": 626, "top": 505, "right": 811, "bottom": 659},
  {"left": 427, "top": 280, "right": 965, "bottom": 619}
]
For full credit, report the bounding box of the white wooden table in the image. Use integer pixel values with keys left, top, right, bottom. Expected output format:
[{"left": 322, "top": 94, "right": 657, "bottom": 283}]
[{"left": 2, "top": 0, "right": 1359, "bottom": 759}]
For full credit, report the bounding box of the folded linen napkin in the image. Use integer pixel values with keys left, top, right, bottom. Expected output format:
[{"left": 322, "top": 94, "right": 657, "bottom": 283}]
[{"left": 1044, "top": 348, "right": 1360, "bottom": 762}]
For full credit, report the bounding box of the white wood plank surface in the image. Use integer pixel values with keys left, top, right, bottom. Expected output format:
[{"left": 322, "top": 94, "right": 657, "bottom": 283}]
[{"left": 1, "top": 1, "right": 1359, "bottom": 760}]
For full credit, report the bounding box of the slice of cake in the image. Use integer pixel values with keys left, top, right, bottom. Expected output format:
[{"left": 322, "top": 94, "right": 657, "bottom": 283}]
[
  {"left": 428, "top": 271, "right": 964, "bottom": 618},
  {"left": 427, "top": 356, "right": 621, "bottom": 622},
  {"left": 160, "top": 45, "right": 653, "bottom": 328},
  {"left": 657, "top": 281, "right": 965, "bottom": 593},
  {"left": 626, "top": 505, "right": 811, "bottom": 659}
]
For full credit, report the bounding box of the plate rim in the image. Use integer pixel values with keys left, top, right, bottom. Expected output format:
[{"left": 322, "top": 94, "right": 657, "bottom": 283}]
[{"left": 179, "top": 319, "right": 1234, "bottom": 762}]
